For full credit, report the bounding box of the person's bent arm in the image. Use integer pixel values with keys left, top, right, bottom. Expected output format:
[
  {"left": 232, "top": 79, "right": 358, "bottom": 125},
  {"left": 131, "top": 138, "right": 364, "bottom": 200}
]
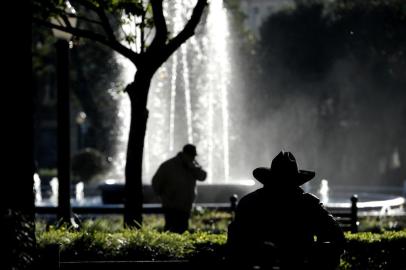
[
  {"left": 191, "top": 160, "right": 207, "bottom": 181},
  {"left": 192, "top": 167, "right": 207, "bottom": 181}
]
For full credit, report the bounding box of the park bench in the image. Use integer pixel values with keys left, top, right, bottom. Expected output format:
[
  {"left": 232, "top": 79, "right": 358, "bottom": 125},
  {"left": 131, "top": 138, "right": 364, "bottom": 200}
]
[{"left": 325, "top": 194, "right": 359, "bottom": 233}]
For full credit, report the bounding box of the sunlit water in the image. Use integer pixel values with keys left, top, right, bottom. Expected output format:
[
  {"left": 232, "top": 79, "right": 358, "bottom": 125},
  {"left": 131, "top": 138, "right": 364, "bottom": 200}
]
[
  {"left": 319, "top": 179, "right": 329, "bottom": 204},
  {"left": 111, "top": 0, "right": 232, "bottom": 183},
  {"left": 34, "top": 173, "right": 42, "bottom": 204}
]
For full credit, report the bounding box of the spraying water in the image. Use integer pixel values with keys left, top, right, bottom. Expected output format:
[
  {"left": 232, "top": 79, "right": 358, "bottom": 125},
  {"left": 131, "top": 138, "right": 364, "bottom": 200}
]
[
  {"left": 112, "top": 0, "right": 232, "bottom": 183},
  {"left": 49, "top": 177, "right": 59, "bottom": 206},
  {"left": 34, "top": 173, "right": 42, "bottom": 204},
  {"left": 75, "top": 182, "right": 85, "bottom": 205},
  {"left": 319, "top": 179, "right": 330, "bottom": 204}
]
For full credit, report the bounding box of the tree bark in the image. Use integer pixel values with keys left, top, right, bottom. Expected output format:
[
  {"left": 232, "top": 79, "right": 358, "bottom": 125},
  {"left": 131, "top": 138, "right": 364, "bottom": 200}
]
[
  {"left": 56, "top": 39, "right": 73, "bottom": 226},
  {"left": 123, "top": 70, "right": 152, "bottom": 227}
]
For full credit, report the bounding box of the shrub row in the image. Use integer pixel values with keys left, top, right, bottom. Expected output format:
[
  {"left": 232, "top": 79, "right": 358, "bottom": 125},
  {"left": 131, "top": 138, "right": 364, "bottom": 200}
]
[
  {"left": 36, "top": 221, "right": 406, "bottom": 269},
  {"left": 36, "top": 221, "right": 226, "bottom": 262},
  {"left": 340, "top": 231, "right": 406, "bottom": 270}
]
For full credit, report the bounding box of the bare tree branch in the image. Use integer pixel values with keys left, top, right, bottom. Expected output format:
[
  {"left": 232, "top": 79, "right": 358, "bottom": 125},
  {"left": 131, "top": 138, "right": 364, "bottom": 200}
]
[
  {"left": 148, "top": 0, "right": 168, "bottom": 51},
  {"left": 61, "top": 14, "right": 73, "bottom": 28},
  {"left": 96, "top": 4, "right": 117, "bottom": 41},
  {"left": 161, "top": 0, "right": 207, "bottom": 62},
  {"left": 74, "top": 15, "right": 104, "bottom": 26},
  {"left": 70, "top": 0, "right": 99, "bottom": 13},
  {"left": 140, "top": 9, "right": 146, "bottom": 53},
  {"left": 33, "top": 17, "right": 139, "bottom": 64},
  {"left": 71, "top": 0, "right": 116, "bottom": 41}
]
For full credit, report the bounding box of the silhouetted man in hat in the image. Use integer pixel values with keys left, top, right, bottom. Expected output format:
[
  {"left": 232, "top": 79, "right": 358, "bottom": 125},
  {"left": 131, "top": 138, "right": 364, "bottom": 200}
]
[
  {"left": 152, "top": 144, "right": 207, "bottom": 233},
  {"left": 227, "top": 151, "right": 345, "bottom": 269}
]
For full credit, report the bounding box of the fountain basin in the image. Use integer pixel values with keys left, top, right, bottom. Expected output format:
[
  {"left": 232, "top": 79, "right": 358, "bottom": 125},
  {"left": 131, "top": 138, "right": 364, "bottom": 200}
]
[
  {"left": 35, "top": 180, "right": 405, "bottom": 216},
  {"left": 322, "top": 191, "right": 405, "bottom": 213},
  {"left": 99, "top": 180, "right": 261, "bottom": 204},
  {"left": 98, "top": 181, "right": 404, "bottom": 212}
]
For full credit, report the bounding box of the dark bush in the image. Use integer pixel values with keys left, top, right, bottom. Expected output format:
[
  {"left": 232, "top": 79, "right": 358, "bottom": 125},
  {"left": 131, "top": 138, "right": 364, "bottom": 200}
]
[
  {"left": 36, "top": 220, "right": 406, "bottom": 269},
  {"left": 341, "top": 231, "right": 406, "bottom": 270},
  {"left": 71, "top": 148, "right": 109, "bottom": 183}
]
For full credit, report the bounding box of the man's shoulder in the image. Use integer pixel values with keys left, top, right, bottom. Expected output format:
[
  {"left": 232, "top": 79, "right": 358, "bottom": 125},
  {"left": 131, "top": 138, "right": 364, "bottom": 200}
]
[
  {"left": 238, "top": 188, "right": 264, "bottom": 205},
  {"left": 300, "top": 193, "right": 333, "bottom": 216},
  {"left": 160, "top": 155, "right": 180, "bottom": 167},
  {"left": 302, "top": 192, "right": 321, "bottom": 203}
]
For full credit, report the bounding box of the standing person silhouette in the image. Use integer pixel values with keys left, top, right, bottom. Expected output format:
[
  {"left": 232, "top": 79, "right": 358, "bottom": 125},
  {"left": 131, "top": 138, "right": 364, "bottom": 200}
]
[
  {"left": 152, "top": 144, "right": 207, "bottom": 233},
  {"left": 227, "top": 151, "right": 345, "bottom": 269}
]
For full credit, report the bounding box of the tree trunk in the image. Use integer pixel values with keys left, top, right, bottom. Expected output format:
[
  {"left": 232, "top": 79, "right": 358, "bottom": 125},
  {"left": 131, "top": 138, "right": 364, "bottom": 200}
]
[
  {"left": 56, "top": 39, "right": 73, "bottom": 226},
  {"left": 123, "top": 70, "right": 152, "bottom": 228}
]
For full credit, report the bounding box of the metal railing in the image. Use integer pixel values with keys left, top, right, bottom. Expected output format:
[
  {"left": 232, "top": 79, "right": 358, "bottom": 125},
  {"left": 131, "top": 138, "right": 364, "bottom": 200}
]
[
  {"left": 35, "top": 194, "right": 358, "bottom": 232},
  {"left": 35, "top": 202, "right": 234, "bottom": 215}
]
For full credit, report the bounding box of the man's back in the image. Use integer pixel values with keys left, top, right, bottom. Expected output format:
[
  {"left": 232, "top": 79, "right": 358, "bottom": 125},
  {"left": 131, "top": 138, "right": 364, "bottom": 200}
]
[
  {"left": 227, "top": 151, "right": 345, "bottom": 269},
  {"left": 227, "top": 186, "right": 345, "bottom": 269},
  {"left": 151, "top": 154, "right": 198, "bottom": 212}
]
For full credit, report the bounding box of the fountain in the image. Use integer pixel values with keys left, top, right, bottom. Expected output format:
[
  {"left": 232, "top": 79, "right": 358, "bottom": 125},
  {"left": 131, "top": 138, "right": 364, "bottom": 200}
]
[
  {"left": 75, "top": 182, "right": 85, "bottom": 205},
  {"left": 309, "top": 180, "right": 405, "bottom": 214},
  {"left": 35, "top": 176, "right": 100, "bottom": 207},
  {"left": 95, "top": 0, "right": 260, "bottom": 205},
  {"left": 34, "top": 173, "right": 42, "bottom": 204},
  {"left": 111, "top": 0, "right": 233, "bottom": 184},
  {"left": 49, "top": 177, "right": 58, "bottom": 206},
  {"left": 319, "top": 179, "right": 329, "bottom": 204}
]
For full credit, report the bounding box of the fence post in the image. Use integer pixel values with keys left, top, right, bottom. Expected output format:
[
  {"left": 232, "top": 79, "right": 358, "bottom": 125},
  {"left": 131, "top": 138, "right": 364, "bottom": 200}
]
[
  {"left": 350, "top": 194, "right": 358, "bottom": 233},
  {"left": 229, "top": 194, "right": 238, "bottom": 220}
]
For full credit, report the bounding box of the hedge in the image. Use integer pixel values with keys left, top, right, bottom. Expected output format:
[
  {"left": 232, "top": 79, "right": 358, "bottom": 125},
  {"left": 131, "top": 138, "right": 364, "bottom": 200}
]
[
  {"left": 36, "top": 220, "right": 406, "bottom": 269},
  {"left": 340, "top": 231, "right": 406, "bottom": 270}
]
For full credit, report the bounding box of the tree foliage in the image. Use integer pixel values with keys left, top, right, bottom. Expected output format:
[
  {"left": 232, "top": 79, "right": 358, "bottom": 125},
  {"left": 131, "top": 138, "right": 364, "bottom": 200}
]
[
  {"left": 251, "top": 0, "right": 406, "bottom": 186},
  {"left": 71, "top": 148, "right": 109, "bottom": 182},
  {"left": 32, "top": 9, "right": 122, "bottom": 169}
]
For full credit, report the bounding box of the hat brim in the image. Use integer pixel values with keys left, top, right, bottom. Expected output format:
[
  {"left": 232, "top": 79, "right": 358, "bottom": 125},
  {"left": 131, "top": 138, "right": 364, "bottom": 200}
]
[{"left": 253, "top": 167, "right": 315, "bottom": 186}]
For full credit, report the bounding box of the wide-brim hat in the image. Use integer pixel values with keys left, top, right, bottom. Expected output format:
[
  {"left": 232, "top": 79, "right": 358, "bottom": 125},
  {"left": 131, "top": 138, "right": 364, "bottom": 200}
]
[{"left": 253, "top": 151, "right": 315, "bottom": 186}]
